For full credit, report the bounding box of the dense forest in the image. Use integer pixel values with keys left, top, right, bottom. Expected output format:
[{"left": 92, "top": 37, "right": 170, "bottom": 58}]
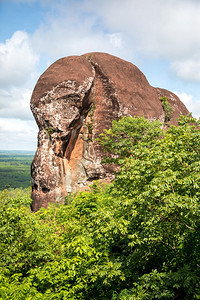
[{"left": 1, "top": 115, "right": 200, "bottom": 299}]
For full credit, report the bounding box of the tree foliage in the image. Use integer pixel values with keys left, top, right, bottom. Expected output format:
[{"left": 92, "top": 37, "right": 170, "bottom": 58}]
[
  {"left": 1, "top": 115, "right": 200, "bottom": 299},
  {"left": 98, "top": 116, "right": 162, "bottom": 164},
  {"left": 160, "top": 96, "right": 174, "bottom": 122}
]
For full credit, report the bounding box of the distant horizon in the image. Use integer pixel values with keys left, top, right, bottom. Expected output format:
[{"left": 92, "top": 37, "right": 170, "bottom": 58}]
[{"left": 0, "top": 149, "right": 35, "bottom": 153}]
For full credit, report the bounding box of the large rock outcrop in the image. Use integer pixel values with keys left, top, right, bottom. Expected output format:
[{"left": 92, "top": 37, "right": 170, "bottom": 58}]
[{"left": 30, "top": 52, "right": 189, "bottom": 211}]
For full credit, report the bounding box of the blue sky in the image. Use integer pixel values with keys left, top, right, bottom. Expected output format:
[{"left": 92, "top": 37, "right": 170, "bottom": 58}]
[{"left": 1, "top": 0, "right": 200, "bottom": 150}]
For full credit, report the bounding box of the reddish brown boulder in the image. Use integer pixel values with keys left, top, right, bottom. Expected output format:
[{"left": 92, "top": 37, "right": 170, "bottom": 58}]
[{"left": 30, "top": 52, "right": 189, "bottom": 211}]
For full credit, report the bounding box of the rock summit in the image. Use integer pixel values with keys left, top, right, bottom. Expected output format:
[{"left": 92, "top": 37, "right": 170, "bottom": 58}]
[{"left": 30, "top": 52, "right": 189, "bottom": 210}]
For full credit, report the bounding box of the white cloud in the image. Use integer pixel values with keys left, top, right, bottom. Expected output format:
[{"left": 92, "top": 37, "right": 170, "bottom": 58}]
[
  {"left": 32, "top": 3, "right": 132, "bottom": 62},
  {"left": 0, "top": 118, "right": 38, "bottom": 150},
  {"left": 84, "top": 0, "right": 200, "bottom": 57},
  {"left": 31, "top": 0, "right": 200, "bottom": 83},
  {"left": 0, "top": 31, "right": 38, "bottom": 88},
  {"left": 0, "top": 29, "right": 39, "bottom": 149},
  {"left": 3, "top": 1, "right": 200, "bottom": 84},
  {"left": 108, "top": 33, "right": 122, "bottom": 48},
  {"left": 174, "top": 91, "right": 200, "bottom": 119},
  {"left": 0, "top": 87, "right": 34, "bottom": 120},
  {"left": 83, "top": 0, "right": 200, "bottom": 82},
  {"left": 171, "top": 59, "right": 200, "bottom": 82},
  {"left": 0, "top": 84, "right": 38, "bottom": 150}
]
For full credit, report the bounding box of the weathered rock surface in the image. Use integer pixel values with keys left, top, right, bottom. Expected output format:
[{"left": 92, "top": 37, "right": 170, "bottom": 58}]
[{"left": 30, "top": 52, "right": 189, "bottom": 211}]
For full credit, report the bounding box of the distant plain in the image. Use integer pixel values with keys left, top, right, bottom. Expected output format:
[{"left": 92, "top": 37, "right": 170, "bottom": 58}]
[{"left": 0, "top": 150, "right": 34, "bottom": 190}]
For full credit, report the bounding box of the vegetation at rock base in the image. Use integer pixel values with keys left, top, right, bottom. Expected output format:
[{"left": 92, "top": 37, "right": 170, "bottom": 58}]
[{"left": 1, "top": 115, "right": 200, "bottom": 299}]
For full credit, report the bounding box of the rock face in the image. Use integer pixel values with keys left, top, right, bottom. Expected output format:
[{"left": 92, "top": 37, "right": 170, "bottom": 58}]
[{"left": 30, "top": 52, "right": 189, "bottom": 211}]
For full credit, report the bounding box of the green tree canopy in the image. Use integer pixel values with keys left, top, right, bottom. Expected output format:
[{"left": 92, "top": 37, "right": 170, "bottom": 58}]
[
  {"left": 98, "top": 116, "right": 162, "bottom": 164},
  {"left": 1, "top": 115, "right": 200, "bottom": 299}
]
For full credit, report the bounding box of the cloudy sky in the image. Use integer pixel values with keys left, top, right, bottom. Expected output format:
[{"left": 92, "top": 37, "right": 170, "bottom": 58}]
[{"left": 1, "top": 0, "right": 200, "bottom": 150}]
